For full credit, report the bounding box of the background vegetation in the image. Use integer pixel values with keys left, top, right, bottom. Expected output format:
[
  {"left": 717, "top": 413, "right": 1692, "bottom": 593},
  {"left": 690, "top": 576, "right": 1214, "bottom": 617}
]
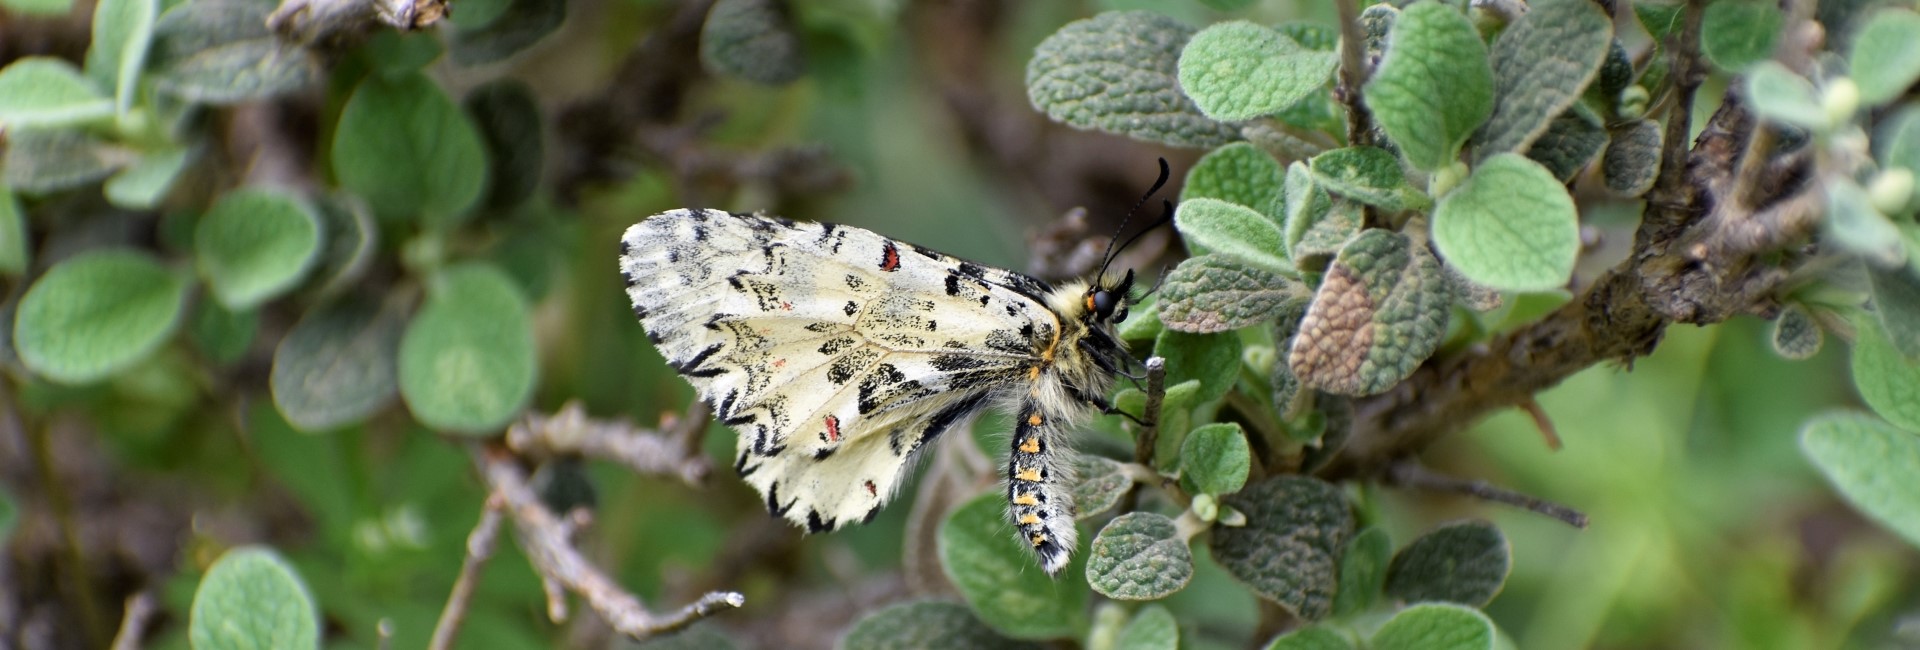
[{"left": 0, "top": 0, "right": 1917, "bottom": 648}]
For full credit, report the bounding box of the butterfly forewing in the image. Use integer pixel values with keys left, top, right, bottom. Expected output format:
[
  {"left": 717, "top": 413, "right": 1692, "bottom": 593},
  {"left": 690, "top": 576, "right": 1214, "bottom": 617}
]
[{"left": 620, "top": 209, "right": 1072, "bottom": 533}]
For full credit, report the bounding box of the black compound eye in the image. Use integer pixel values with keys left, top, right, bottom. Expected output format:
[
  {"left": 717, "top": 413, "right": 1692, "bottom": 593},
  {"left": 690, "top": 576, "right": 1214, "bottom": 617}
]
[{"left": 1092, "top": 289, "right": 1118, "bottom": 320}]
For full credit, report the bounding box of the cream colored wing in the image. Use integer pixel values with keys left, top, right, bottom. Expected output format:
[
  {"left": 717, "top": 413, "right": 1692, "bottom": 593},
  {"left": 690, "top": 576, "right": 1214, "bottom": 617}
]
[{"left": 619, "top": 209, "right": 1062, "bottom": 530}]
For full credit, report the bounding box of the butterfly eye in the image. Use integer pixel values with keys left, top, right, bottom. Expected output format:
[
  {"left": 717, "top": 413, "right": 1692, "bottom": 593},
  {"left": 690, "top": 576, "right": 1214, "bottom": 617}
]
[{"left": 1092, "top": 289, "right": 1119, "bottom": 320}]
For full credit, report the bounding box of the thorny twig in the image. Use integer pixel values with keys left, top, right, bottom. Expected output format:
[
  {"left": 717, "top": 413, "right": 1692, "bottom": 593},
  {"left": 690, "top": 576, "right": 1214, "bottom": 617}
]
[
  {"left": 428, "top": 495, "right": 505, "bottom": 650},
  {"left": 108, "top": 592, "right": 156, "bottom": 650},
  {"left": 1385, "top": 460, "right": 1589, "bottom": 529},
  {"left": 478, "top": 447, "right": 745, "bottom": 641},
  {"left": 505, "top": 400, "right": 711, "bottom": 486}
]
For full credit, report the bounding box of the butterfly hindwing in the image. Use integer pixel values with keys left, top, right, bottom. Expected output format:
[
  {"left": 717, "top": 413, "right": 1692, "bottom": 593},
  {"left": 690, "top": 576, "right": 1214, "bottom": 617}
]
[{"left": 620, "top": 209, "right": 1067, "bottom": 532}]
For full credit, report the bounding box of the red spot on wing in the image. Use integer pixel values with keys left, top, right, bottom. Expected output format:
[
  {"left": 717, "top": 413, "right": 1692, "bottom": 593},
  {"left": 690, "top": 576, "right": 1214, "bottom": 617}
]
[
  {"left": 864, "top": 480, "right": 878, "bottom": 497},
  {"left": 825, "top": 415, "right": 841, "bottom": 442},
  {"left": 879, "top": 242, "right": 900, "bottom": 272},
  {"left": 773, "top": 358, "right": 787, "bottom": 368},
  {"left": 780, "top": 301, "right": 792, "bottom": 311}
]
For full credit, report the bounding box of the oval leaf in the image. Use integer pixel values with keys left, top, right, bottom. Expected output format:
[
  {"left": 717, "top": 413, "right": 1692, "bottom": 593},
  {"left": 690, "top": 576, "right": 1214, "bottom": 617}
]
[
  {"left": 1602, "top": 118, "right": 1663, "bottom": 197},
  {"left": 700, "top": 0, "right": 806, "bottom": 85},
  {"left": 1800, "top": 410, "right": 1920, "bottom": 549},
  {"left": 0, "top": 57, "right": 113, "bottom": 129},
  {"left": 85, "top": 0, "right": 157, "bottom": 113},
  {"left": 1867, "top": 263, "right": 1920, "bottom": 360},
  {"left": 1473, "top": 0, "right": 1613, "bottom": 160},
  {"left": 1174, "top": 197, "right": 1291, "bottom": 274},
  {"left": 1070, "top": 455, "right": 1133, "bottom": 521},
  {"left": 1433, "top": 153, "right": 1579, "bottom": 292},
  {"left": 1701, "top": 0, "right": 1783, "bottom": 72},
  {"left": 1265, "top": 626, "right": 1354, "bottom": 650},
  {"left": 195, "top": 188, "right": 323, "bottom": 310},
  {"left": 1851, "top": 316, "right": 1920, "bottom": 432},
  {"left": 1087, "top": 512, "right": 1195, "bottom": 601},
  {"left": 1851, "top": 10, "right": 1920, "bottom": 107},
  {"left": 189, "top": 546, "right": 320, "bottom": 650},
  {"left": 1027, "top": 11, "right": 1241, "bottom": 149},
  {"left": 1365, "top": 2, "right": 1493, "bottom": 171},
  {"left": 1178, "top": 422, "right": 1249, "bottom": 495},
  {"left": 3, "top": 129, "right": 123, "bottom": 193},
  {"left": 332, "top": 71, "right": 489, "bottom": 224},
  {"left": 1116, "top": 604, "right": 1178, "bottom": 650},
  {"left": 1526, "top": 109, "right": 1608, "bottom": 182},
  {"left": 1208, "top": 476, "right": 1354, "bottom": 621},
  {"left": 1332, "top": 526, "right": 1391, "bottom": 617},
  {"left": 1181, "top": 142, "right": 1284, "bottom": 215},
  {"left": 398, "top": 263, "right": 536, "bottom": 434},
  {"left": 1154, "top": 329, "right": 1242, "bottom": 407},
  {"left": 838, "top": 600, "right": 1043, "bottom": 650},
  {"left": 0, "top": 184, "right": 27, "bottom": 275},
  {"left": 1159, "top": 255, "right": 1301, "bottom": 333},
  {"left": 1369, "top": 603, "right": 1494, "bottom": 650},
  {"left": 1289, "top": 229, "right": 1449, "bottom": 396},
  {"left": 15, "top": 250, "right": 189, "bottom": 384},
  {"left": 1308, "top": 146, "right": 1427, "bottom": 212},
  {"left": 1745, "top": 62, "right": 1827, "bottom": 130},
  {"left": 1178, "top": 21, "right": 1339, "bottom": 122},
  {"left": 1383, "top": 520, "right": 1511, "bottom": 607},
  {"left": 464, "top": 80, "right": 545, "bottom": 210},
  {"left": 1771, "top": 303, "right": 1824, "bottom": 360},
  {"left": 271, "top": 298, "right": 405, "bottom": 432},
  {"left": 938, "top": 493, "right": 1089, "bottom": 639}
]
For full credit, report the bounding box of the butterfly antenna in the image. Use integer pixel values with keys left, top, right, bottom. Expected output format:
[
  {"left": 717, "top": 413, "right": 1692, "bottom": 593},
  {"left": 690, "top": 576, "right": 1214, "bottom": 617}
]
[{"left": 1097, "top": 158, "right": 1174, "bottom": 281}]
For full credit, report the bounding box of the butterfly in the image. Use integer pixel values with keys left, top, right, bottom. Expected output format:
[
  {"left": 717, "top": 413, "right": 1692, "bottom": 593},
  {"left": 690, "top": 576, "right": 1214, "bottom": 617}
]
[{"left": 617, "top": 170, "right": 1166, "bottom": 575}]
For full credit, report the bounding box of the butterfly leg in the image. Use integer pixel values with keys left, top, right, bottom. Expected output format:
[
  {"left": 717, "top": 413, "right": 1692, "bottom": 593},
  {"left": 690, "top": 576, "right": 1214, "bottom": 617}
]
[{"left": 1007, "top": 395, "right": 1078, "bottom": 576}]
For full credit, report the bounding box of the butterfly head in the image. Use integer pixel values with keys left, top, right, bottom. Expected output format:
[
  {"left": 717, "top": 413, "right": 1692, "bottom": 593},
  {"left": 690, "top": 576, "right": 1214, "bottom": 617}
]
[{"left": 1083, "top": 268, "right": 1135, "bottom": 325}]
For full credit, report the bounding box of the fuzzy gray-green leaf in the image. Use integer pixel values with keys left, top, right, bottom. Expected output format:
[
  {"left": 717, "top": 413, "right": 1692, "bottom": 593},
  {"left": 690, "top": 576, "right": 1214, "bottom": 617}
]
[
  {"left": 189, "top": 547, "right": 320, "bottom": 650},
  {"left": 398, "top": 263, "right": 536, "bottom": 434},
  {"left": 1289, "top": 229, "right": 1449, "bottom": 396},
  {"left": 0, "top": 57, "right": 113, "bottom": 129},
  {"left": 1175, "top": 198, "right": 1291, "bottom": 274},
  {"left": 1209, "top": 476, "right": 1354, "bottom": 620},
  {"left": 195, "top": 188, "right": 322, "bottom": 310},
  {"left": 1383, "top": 520, "right": 1511, "bottom": 607},
  {"left": 271, "top": 298, "right": 404, "bottom": 432},
  {"left": 1800, "top": 411, "right": 1920, "bottom": 549},
  {"left": 1070, "top": 456, "right": 1133, "bottom": 521},
  {"left": 700, "top": 0, "right": 806, "bottom": 85},
  {"left": 1178, "top": 21, "right": 1338, "bottom": 122},
  {"left": 1851, "top": 10, "right": 1920, "bottom": 107},
  {"left": 838, "top": 601, "right": 1043, "bottom": 650},
  {"left": 1332, "top": 526, "right": 1391, "bottom": 617},
  {"left": 1525, "top": 109, "right": 1608, "bottom": 182},
  {"left": 1432, "top": 153, "right": 1580, "bottom": 292},
  {"left": 1370, "top": 603, "right": 1494, "bottom": 650},
  {"left": 1745, "top": 62, "right": 1827, "bottom": 130},
  {"left": 1115, "top": 605, "right": 1179, "bottom": 650},
  {"left": 939, "top": 493, "right": 1088, "bottom": 638},
  {"left": 1027, "top": 11, "right": 1240, "bottom": 149},
  {"left": 1308, "top": 146, "right": 1427, "bottom": 212},
  {"left": 1365, "top": 1, "right": 1493, "bottom": 171},
  {"left": 1702, "top": 0, "right": 1783, "bottom": 72},
  {"left": 1868, "top": 264, "right": 1920, "bottom": 360},
  {"left": 1159, "top": 255, "right": 1300, "bottom": 334},
  {"left": 1181, "top": 142, "right": 1284, "bottom": 216},
  {"left": 1179, "top": 422, "right": 1251, "bottom": 496},
  {"left": 1087, "top": 512, "right": 1194, "bottom": 601},
  {"left": 1603, "top": 118, "right": 1664, "bottom": 197},
  {"left": 1265, "top": 626, "right": 1353, "bottom": 650},
  {"left": 1771, "top": 303, "right": 1824, "bottom": 360},
  {"left": 1473, "top": 0, "right": 1612, "bottom": 160},
  {"left": 1851, "top": 316, "right": 1920, "bottom": 432},
  {"left": 14, "top": 250, "right": 189, "bottom": 384},
  {"left": 3, "top": 128, "right": 124, "bottom": 193}
]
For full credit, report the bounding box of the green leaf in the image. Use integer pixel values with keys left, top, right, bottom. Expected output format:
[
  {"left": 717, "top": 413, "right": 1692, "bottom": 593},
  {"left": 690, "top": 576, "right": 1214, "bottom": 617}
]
[
  {"left": 700, "top": 0, "right": 806, "bottom": 85},
  {"left": 1851, "top": 10, "right": 1920, "bottom": 107},
  {"left": 1208, "top": 476, "right": 1354, "bottom": 621},
  {"left": 1369, "top": 603, "right": 1495, "bottom": 650},
  {"left": 1771, "top": 303, "right": 1824, "bottom": 360},
  {"left": 271, "top": 298, "right": 404, "bottom": 432},
  {"left": 1175, "top": 197, "right": 1291, "bottom": 274},
  {"left": 106, "top": 148, "right": 192, "bottom": 209},
  {"left": 1069, "top": 456, "right": 1133, "bottom": 521},
  {"left": 1, "top": 0, "right": 71, "bottom": 14},
  {"left": 1635, "top": 2, "right": 1685, "bottom": 41},
  {"left": 1432, "top": 153, "right": 1580, "bottom": 292},
  {"left": 1474, "top": 0, "right": 1613, "bottom": 160},
  {"left": 1800, "top": 411, "right": 1920, "bottom": 548},
  {"left": 149, "top": 0, "right": 271, "bottom": 63},
  {"left": 84, "top": 0, "right": 157, "bottom": 114},
  {"left": 1851, "top": 317, "right": 1920, "bottom": 431},
  {"left": 195, "top": 188, "right": 323, "bottom": 310},
  {"left": 357, "top": 31, "right": 444, "bottom": 77},
  {"left": 2, "top": 129, "right": 123, "bottom": 193},
  {"left": 1155, "top": 329, "right": 1242, "bottom": 406},
  {"left": 1265, "top": 626, "right": 1354, "bottom": 650},
  {"left": 0, "top": 185, "right": 27, "bottom": 276},
  {"left": 1289, "top": 229, "right": 1449, "bottom": 396},
  {"left": 1879, "top": 106, "right": 1920, "bottom": 214},
  {"left": 1177, "top": 21, "right": 1338, "bottom": 122},
  {"left": 1277, "top": 22, "right": 1338, "bottom": 52},
  {"left": 154, "top": 39, "right": 319, "bottom": 104},
  {"left": 309, "top": 193, "right": 378, "bottom": 297},
  {"left": 15, "top": 251, "right": 189, "bottom": 384},
  {"left": 1333, "top": 527, "right": 1391, "bottom": 617},
  {"left": 1867, "top": 264, "right": 1920, "bottom": 360},
  {"left": 464, "top": 80, "right": 545, "bottom": 210},
  {"left": 1701, "top": 0, "right": 1783, "bottom": 72},
  {"left": 190, "top": 299, "right": 257, "bottom": 365},
  {"left": 0, "top": 57, "right": 114, "bottom": 129},
  {"left": 1027, "top": 11, "right": 1241, "bottom": 149},
  {"left": 398, "top": 263, "right": 536, "bottom": 434},
  {"left": 1087, "top": 512, "right": 1195, "bottom": 601},
  {"left": 332, "top": 71, "right": 489, "bottom": 225},
  {"left": 1179, "top": 422, "right": 1250, "bottom": 495},
  {"left": 0, "top": 486, "right": 15, "bottom": 542},
  {"left": 189, "top": 546, "right": 319, "bottom": 650},
  {"left": 1182, "top": 142, "right": 1284, "bottom": 214},
  {"left": 1309, "top": 146, "right": 1428, "bottom": 211},
  {"left": 1525, "top": 109, "right": 1608, "bottom": 182},
  {"left": 1116, "top": 296, "right": 1164, "bottom": 342},
  {"left": 449, "top": 0, "right": 566, "bottom": 64},
  {"left": 1159, "top": 255, "right": 1301, "bottom": 334},
  {"left": 1824, "top": 175, "right": 1906, "bottom": 265},
  {"left": 1383, "top": 520, "right": 1511, "bottom": 607},
  {"left": 939, "top": 493, "right": 1089, "bottom": 639},
  {"left": 1365, "top": 1, "right": 1493, "bottom": 171},
  {"left": 838, "top": 601, "right": 1043, "bottom": 650},
  {"left": 1744, "top": 62, "right": 1827, "bottom": 130},
  {"left": 1602, "top": 118, "right": 1664, "bottom": 197},
  {"left": 1115, "top": 604, "right": 1178, "bottom": 650}
]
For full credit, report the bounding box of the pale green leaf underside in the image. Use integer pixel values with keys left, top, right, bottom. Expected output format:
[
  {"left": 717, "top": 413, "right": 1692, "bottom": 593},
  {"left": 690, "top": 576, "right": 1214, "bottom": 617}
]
[
  {"left": 1851, "top": 10, "right": 1920, "bottom": 107},
  {"left": 14, "top": 250, "right": 189, "bottom": 384},
  {"left": 1365, "top": 2, "right": 1492, "bottom": 171},
  {"left": 1178, "top": 21, "right": 1338, "bottom": 122},
  {"left": 1115, "top": 605, "right": 1179, "bottom": 650},
  {"left": 1433, "top": 153, "right": 1579, "bottom": 292},
  {"left": 1181, "top": 142, "right": 1284, "bottom": 216},
  {"left": 189, "top": 547, "right": 320, "bottom": 650},
  {"left": 397, "top": 263, "right": 536, "bottom": 434},
  {"left": 1800, "top": 411, "right": 1920, "bottom": 549},
  {"left": 1851, "top": 317, "right": 1920, "bottom": 432},
  {"left": 1175, "top": 197, "right": 1292, "bottom": 274},
  {"left": 0, "top": 57, "right": 113, "bottom": 129},
  {"left": 195, "top": 188, "right": 323, "bottom": 310},
  {"left": 1369, "top": 603, "right": 1495, "bottom": 650}
]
